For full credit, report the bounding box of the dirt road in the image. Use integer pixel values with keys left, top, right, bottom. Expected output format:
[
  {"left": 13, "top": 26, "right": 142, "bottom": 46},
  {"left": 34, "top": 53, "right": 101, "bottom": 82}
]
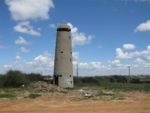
[
  {"left": 0, "top": 92, "right": 149, "bottom": 113},
  {"left": 0, "top": 99, "right": 149, "bottom": 113}
]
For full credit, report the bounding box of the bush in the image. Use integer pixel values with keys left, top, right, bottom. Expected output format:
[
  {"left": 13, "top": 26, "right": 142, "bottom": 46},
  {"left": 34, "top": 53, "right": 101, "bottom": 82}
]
[
  {"left": 0, "top": 93, "right": 16, "bottom": 99},
  {"left": 110, "top": 76, "right": 127, "bottom": 83},
  {"left": 0, "top": 70, "right": 45, "bottom": 88},
  {"left": 27, "top": 73, "right": 44, "bottom": 82},
  {"left": 130, "top": 78, "right": 140, "bottom": 83},
  {"left": 1, "top": 70, "right": 29, "bottom": 87},
  {"left": 28, "top": 93, "right": 41, "bottom": 99}
]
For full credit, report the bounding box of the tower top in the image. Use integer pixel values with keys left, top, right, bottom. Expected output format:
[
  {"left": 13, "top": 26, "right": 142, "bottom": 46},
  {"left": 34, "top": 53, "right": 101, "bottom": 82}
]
[{"left": 57, "top": 24, "right": 71, "bottom": 32}]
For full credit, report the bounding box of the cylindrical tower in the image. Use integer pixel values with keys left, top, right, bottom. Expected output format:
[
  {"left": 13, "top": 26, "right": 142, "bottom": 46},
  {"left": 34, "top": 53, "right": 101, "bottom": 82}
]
[{"left": 53, "top": 24, "right": 73, "bottom": 88}]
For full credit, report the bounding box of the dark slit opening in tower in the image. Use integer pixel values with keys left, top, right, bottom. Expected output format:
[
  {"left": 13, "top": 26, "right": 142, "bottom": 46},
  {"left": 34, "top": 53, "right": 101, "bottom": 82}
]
[{"left": 54, "top": 75, "right": 58, "bottom": 85}]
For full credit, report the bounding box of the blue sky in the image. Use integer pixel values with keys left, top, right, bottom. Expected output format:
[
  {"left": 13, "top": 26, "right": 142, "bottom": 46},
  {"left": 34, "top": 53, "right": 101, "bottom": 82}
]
[{"left": 0, "top": 0, "right": 150, "bottom": 75}]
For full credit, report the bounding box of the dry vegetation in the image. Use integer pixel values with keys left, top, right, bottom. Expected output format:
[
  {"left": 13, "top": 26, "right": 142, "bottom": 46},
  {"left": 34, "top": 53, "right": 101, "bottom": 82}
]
[
  {"left": 0, "top": 71, "right": 150, "bottom": 113},
  {"left": 0, "top": 81, "right": 149, "bottom": 113}
]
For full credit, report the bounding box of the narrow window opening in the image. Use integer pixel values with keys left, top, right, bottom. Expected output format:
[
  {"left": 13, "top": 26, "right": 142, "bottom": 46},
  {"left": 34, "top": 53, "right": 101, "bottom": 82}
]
[{"left": 59, "top": 75, "right": 62, "bottom": 77}]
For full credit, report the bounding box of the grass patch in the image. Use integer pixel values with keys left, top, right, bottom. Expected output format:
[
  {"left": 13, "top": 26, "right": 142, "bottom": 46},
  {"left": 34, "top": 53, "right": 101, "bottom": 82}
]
[
  {"left": 28, "top": 93, "right": 41, "bottom": 99},
  {"left": 75, "top": 82, "right": 150, "bottom": 92},
  {"left": 99, "top": 83, "right": 150, "bottom": 92},
  {"left": 0, "top": 93, "right": 16, "bottom": 99}
]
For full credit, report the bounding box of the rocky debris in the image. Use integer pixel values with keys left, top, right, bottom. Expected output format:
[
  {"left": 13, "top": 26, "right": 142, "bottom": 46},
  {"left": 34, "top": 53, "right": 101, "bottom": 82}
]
[
  {"left": 31, "top": 81, "right": 57, "bottom": 93},
  {"left": 33, "top": 81, "right": 48, "bottom": 89},
  {"left": 103, "top": 91, "right": 115, "bottom": 95},
  {"left": 57, "top": 87, "right": 68, "bottom": 93},
  {"left": 79, "top": 88, "right": 115, "bottom": 98},
  {"left": 29, "top": 81, "right": 71, "bottom": 93},
  {"left": 79, "top": 88, "right": 93, "bottom": 97}
]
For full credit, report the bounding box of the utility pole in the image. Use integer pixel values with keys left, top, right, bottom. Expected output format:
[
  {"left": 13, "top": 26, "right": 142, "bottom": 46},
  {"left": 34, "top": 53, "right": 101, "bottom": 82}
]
[
  {"left": 76, "top": 63, "right": 79, "bottom": 79},
  {"left": 128, "top": 66, "right": 131, "bottom": 76}
]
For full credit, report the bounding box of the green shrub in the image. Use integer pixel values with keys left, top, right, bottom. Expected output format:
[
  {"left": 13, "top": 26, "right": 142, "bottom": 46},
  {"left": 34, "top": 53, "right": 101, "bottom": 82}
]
[
  {"left": 0, "top": 70, "right": 45, "bottom": 88},
  {"left": 0, "top": 93, "right": 16, "bottom": 99},
  {"left": 28, "top": 93, "right": 41, "bottom": 99},
  {"left": 110, "top": 75, "right": 127, "bottom": 83},
  {"left": 130, "top": 78, "right": 140, "bottom": 83},
  {"left": 27, "top": 73, "right": 44, "bottom": 82},
  {"left": 1, "top": 70, "right": 29, "bottom": 87}
]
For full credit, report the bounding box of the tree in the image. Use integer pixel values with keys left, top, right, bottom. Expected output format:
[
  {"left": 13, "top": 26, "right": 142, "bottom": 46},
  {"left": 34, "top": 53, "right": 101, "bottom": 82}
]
[{"left": 2, "top": 70, "right": 29, "bottom": 87}]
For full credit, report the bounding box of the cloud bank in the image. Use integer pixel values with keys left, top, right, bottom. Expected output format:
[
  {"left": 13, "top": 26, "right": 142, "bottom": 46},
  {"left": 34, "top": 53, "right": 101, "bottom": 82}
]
[{"left": 5, "top": 0, "right": 54, "bottom": 21}]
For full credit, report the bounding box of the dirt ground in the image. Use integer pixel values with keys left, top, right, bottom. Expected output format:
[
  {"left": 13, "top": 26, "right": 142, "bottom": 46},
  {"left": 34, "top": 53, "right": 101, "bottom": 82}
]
[{"left": 0, "top": 91, "right": 149, "bottom": 113}]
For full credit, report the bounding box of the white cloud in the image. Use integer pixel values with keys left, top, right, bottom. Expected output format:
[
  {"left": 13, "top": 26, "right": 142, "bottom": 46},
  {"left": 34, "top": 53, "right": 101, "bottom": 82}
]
[
  {"left": 72, "top": 52, "right": 104, "bottom": 75},
  {"left": 116, "top": 48, "right": 142, "bottom": 59},
  {"left": 16, "top": 55, "right": 21, "bottom": 61},
  {"left": 3, "top": 53, "right": 54, "bottom": 75},
  {"left": 123, "top": 43, "right": 136, "bottom": 50},
  {"left": 140, "top": 45, "right": 150, "bottom": 60},
  {"left": 15, "top": 36, "right": 29, "bottom": 45},
  {"left": 67, "top": 23, "right": 78, "bottom": 33},
  {"left": 14, "top": 21, "right": 41, "bottom": 36},
  {"left": 26, "top": 53, "right": 54, "bottom": 74},
  {"left": 72, "top": 33, "right": 93, "bottom": 46},
  {"left": 107, "top": 55, "right": 150, "bottom": 75},
  {"left": 116, "top": 43, "right": 141, "bottom": 59},
  {"left": 5, "top": 0, "right": 54, "bottom": 21},
  {"left": 117, "top": 48, "right": 141, "bottom": 59},
  {"left": 67, "top": 23, "right": 94, "bottom": 46},
  {"left": 135, "top": 20, "right": 150, "bottom": 32},
  {"left": 135, "top": 58, "right": 145, "bottom": 64},
  {"left": 3, "top": 64, "right": 12, "bottom": 69},
  {"left": 75, "top": 61, "right": 106, "bottom": 75},
  {"left": 20, "top": 47, "right": 29, "bottom": 53},
  {"left": 34, "top": 54, "right": 51, "bottom": 64},
  {"left": 2, "top": 42, "right": 150, "bottom": 75},
  {"left": 49, "top": 23, "right": 94, "bottom": 46},
  {"left": 72, "top": 52, "right": 80, "bottom": 61},
  {"left": 116, "top": 44, "right": 150, "bottom": 60},
  {"left": 110, "top": 59, "right": 122, "bottom": 67},
  {"left": 107, "top": 59, "right": 129, "bottom": 74},
  {"left": 2, "top": 51, "right": 104, "bottom": 75},
  {"left": 72, "top": 52, "right": 105, "bottom": 75},
  {"left": 111, "top": 44, "right": 150, "bottom": 74},
  {"left": 79, "top": 62, "right": 102, "bottom": 70},
  {"left": 116, "top": 48, "right": 131, "bottom": 59},
  {"left": 147, "top": 45, "right": 150, "bottom": 50},
  {"left": 2, "top": 47, "right": 150, "bottom": 75}
]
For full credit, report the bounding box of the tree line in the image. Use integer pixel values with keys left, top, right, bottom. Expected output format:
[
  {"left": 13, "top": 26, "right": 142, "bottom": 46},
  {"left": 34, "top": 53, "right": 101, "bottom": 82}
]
[{"left": 0, "top": 70, "right": 149, "bottom": 88}]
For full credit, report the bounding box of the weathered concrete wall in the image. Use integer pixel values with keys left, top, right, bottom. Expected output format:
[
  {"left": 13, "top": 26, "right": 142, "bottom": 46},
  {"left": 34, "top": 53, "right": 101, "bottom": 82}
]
[{"left": 53, "top": 24, "right": 73, "bottom": 88}]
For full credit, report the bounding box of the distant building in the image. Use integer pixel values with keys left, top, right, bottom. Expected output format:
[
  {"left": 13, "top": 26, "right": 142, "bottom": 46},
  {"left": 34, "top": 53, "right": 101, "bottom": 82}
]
[{"left": 53, "top": 24, "right": 73, "bottom": 88}]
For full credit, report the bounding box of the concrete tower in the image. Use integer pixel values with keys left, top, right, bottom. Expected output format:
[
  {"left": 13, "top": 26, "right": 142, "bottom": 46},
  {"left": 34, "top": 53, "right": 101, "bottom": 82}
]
[{"left": 53, "top": 24, "right": 73, "bottom": 88}]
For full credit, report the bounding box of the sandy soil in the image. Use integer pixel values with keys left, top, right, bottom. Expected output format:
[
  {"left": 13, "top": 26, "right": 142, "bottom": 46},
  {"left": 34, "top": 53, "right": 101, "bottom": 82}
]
[{"left": 0, "top": 91, "right": 149, "bottom": 113}]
